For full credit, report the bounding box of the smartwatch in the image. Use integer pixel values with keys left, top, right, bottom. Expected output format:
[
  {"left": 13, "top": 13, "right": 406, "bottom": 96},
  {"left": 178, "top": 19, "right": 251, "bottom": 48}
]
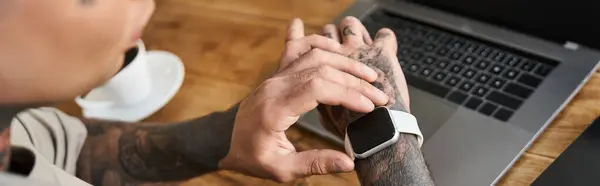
[{"left": 344, "top": 107, "right": 423, "bottom": 160}]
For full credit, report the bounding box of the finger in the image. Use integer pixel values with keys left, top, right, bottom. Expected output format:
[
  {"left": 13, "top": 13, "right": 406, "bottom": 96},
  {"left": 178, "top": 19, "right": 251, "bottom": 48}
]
[
  {"left": 284, "top": 149, "right": 354, "bottom": 178},
  {"left": 322, "top": 24, "right": 341, "bottom": 43},
  {"left": 285, "top": 77, "right": 376, "bottom": 116},
  {"left": 339, "top": 16, "right": 367, "bottom": 46},
  {"left": 373, "top": 28, "right": 398, "bottom": 54},
  {"left": 314, "top": 66, "right": 388, "bottom": 106},
  {"left": 286, "top": 18, "right": 305, "bottom": 43},
  {"left": 279, "top": 35, "right": 342, "bottom": 70},
  {"left": 284, "top": 49, "right": 377, "bottom": 82}
]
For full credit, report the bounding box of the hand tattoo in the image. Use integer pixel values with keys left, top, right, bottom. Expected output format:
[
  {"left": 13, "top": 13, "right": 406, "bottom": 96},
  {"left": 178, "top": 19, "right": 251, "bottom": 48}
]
[
  {"left": 319, "top": 29, "right": 435, "bottom": 185},
  {"left": 342, "top": 26, "right": 356, "bottom": 36}
]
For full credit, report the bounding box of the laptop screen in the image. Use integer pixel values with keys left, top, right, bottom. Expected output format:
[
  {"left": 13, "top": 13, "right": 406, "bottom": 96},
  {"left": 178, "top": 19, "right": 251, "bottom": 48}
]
[{"left": 410, "top": 0, "right": 600, "bottom": 50}]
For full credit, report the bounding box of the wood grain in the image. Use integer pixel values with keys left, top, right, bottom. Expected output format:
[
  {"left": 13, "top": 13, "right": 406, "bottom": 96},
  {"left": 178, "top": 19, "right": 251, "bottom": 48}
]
[{"left": 55, "top": 0, "right": 600, "bottom": 185}]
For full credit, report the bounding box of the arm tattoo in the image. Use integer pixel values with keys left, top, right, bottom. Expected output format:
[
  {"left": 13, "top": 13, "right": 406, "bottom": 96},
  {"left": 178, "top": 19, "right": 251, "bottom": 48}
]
[
  {"left": 320, "top": 43, "right": 435, "bottom": 185},
  {"left": 76, "top": 104, "right": 239, "bottom": 185},
  {"left": 342, "top": 26, "right": 356, "bottom": 36}
]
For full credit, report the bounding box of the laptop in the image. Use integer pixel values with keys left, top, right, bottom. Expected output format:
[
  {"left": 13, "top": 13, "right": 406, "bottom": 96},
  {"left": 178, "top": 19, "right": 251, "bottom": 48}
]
[{"left": 297, "top": 0, "right": 600, "bottom": 185}]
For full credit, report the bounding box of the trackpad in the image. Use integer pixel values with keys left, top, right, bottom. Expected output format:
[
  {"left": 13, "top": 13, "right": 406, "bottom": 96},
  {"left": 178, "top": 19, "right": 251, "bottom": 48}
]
[{"left": 408, "top": 88, "right": 457, "bottom": 141}]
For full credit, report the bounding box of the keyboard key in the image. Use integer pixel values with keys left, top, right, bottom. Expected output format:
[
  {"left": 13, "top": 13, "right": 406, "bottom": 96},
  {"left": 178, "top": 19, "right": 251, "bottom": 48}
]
[
  {"left": 517, "top": 73, "right": 542, "bottom": 87},
  {"left": 489, "top": 65, "right": 505, "bottom": 75},
  {"left": 476, "top": 73, "right": 491, "bottom": 84},
  {"left": 478, "top": 47, "right": 492, "bottom": 58},
  {"left": 425, "top": 32, "right": 440, "bottom": 41},
  {"left": 478, "top": 102, "right": 498, "bottom": 116},
  {"left": 398, "top": 36, "right": 411, "bottom": 44},
  {"left": 450, "top": 64, "right": 465, "bottom": 73},
  {"left": 486, "top": 91, "right": 523, "bottom": 110},
  {"left": 412, "top": 40, "right": 425, "bottom": 48},
  {"left": 465, "top": 97, "right": 483, "bottom": 110},
  {"left": 459, "top": 81, "right": 475, "bottom": 92},
  {"left": 504, "top": 82, "right": 534, "bottom": 98},
  {"left": 405, "top": 74, "right": 450, "bottom": 97},
  {"left": 519, "top": 60, "right": 537, "bottom": 72},
  {"left": 466, "top": 44, "right": 478, "bottom": 52},
  {"left": 490, "top": 78, "right": 506, "bottom": 89},
  {"left": 472, "top": 86, "right": 489, "bottom": 97},
  {"left": 423, "top": 56, "right": 436, "bottom": 64},
  {"left": 411, "top": 52, "right": 424, "bottom": 60},
  {"left": 424, "top": 44, "right": 436, "bottom": 52},
  {"left": 449, "top": 40, "right": 465, "bottom": 49},
  {"left": 534, "top": 65, "right": 553, "bottom": 77},
  {"left": 433, "top": 72, "right": 448, "bottom": 82},
  {"left": 445, "top": 76, "right": 461, "bottom": 87},
  {"left": 475, "top": 60, "right": 490, "bottom": 70},
  {"left": 438, "top": 35, "right": 452, "bottom": 45},
  {"left": 409, "top": 64, "right": 421, "bottom": 72},
  {"left": 399, "top": 48, "right": 411, "bottom": 56},
  {"left": 450, "top": 52, "right": 464, "bottom": 60},
  {"left": 503, "top": 69, "right": 519, "bottom": 80},
  {"left": 437, "top": 60, "right": 450, "bottom": 69},
  {"left": 506, "top": 56, "right": 521, "bottom": 67},
  {"left": 493, "top": 108, "right": 514, "bottom": 121},
  {"left": 463, "top": 56, "right": 476, "bottom": 65},
  {"left": 448, "top": 91, "right": 468, "bottom": 104},
  {"left": 437, "top": 48, "right": 449, "bottom": 56},
  {"left": 493, "top": 52, "right": 506, "bottom": 62},
  {"left": 420, "top": 68, "right": 433, "bottom": 77},
  {"left": 462, "top": 68, "right": 477, "bottom": 79}
]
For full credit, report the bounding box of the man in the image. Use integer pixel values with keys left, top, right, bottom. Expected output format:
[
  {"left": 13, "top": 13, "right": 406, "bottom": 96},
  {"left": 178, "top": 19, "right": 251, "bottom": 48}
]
[{"left": 0, "top": 0, "right": 435, "bottom": 185}]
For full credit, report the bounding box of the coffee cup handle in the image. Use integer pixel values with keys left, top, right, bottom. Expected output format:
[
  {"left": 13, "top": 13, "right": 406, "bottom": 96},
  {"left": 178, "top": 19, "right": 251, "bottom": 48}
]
[{"left": 75, "top": 96, "right": 116, "bottom": 109}]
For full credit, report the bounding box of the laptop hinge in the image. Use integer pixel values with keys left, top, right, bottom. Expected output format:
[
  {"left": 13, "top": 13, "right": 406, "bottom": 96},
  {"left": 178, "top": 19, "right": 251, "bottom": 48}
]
[{"left": 564, "top": 41, "right": 579, "bottom": 50}]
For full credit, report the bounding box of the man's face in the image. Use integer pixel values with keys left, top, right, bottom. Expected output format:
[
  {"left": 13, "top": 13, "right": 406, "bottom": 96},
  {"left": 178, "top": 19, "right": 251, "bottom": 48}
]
[{"left": 0, "top": 0, "right": 155, "bottom": 104}]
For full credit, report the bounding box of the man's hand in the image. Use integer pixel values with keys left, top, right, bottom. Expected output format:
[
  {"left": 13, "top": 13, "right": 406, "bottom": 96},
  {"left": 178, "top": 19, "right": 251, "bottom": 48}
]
[
  {"left": 318, "top": 16, "right": 411, "bottom": 137},
  {"left": 317, "top": 17, "right": 436, "bottom": 186},
  {"left": 218, "top": 19, "right": 389, "bottom": 182}
]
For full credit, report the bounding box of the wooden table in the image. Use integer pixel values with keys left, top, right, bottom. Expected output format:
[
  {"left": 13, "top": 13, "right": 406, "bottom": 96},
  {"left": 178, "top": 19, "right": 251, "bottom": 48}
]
[{"left": 57, "top": 0, "right": 600, "bottom": 185}]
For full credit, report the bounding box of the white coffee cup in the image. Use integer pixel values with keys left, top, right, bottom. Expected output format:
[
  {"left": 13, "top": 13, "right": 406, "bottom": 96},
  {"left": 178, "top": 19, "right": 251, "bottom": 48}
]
[{"left": 75, "top": 40, "right": 152, "bottom": 109}]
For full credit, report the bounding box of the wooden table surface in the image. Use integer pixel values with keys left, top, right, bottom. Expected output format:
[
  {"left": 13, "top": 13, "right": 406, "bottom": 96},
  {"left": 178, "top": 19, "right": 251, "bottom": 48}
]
[{"left": 57, "top": 0, "right": 600, "bottom": 185}]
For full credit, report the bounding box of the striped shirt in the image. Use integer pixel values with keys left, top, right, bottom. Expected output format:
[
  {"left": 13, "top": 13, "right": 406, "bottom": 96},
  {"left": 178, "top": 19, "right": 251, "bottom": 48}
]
[{"left": 4, "top": 108, "right": 91, "bottom": 186}]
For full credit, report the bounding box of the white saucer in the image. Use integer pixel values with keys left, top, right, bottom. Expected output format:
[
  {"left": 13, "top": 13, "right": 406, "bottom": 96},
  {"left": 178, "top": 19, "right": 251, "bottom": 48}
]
[{"left": 82, "top": 51, "right": 185, "bottom": 122}]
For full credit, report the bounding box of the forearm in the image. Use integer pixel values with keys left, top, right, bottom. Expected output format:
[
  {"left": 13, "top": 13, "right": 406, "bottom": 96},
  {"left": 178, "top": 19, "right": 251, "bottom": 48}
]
[{"left": 76, "top": 104, "right": 238, "bottom": 185}]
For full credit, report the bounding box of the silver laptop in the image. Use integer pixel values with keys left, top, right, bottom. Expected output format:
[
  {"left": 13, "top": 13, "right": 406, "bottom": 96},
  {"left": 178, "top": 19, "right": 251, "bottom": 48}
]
[{"left": 298, "top": 0, "right": 600, "bottom": 185}]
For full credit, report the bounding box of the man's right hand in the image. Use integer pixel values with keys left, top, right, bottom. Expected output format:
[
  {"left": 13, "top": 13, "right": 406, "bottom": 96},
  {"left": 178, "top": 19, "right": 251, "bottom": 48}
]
[{"left": 219, "top": 19, "right": 389, "bottom": 182}]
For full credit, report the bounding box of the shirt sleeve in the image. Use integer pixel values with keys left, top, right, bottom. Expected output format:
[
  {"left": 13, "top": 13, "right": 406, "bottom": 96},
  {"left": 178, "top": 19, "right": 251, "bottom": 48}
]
[{"left": 10, "top": 107, "right": 91, "bottom": 186}]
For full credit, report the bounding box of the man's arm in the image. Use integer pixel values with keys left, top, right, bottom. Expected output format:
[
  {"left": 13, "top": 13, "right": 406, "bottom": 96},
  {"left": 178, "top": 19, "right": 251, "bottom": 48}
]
[
  {"left": 319, "top": 17, "right": 436, "bottom": 185},
  {"left": 76, "top": 104, "right": 238, "bottom": 185},
  {"left": 352, "top": 47, "right": 435, "bottom": 186}
]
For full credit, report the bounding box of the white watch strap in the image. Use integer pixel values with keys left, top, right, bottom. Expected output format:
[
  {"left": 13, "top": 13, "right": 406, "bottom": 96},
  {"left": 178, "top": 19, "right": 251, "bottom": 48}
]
[{"left": 389, "top": 110, "right": 424, "bottom": 147}]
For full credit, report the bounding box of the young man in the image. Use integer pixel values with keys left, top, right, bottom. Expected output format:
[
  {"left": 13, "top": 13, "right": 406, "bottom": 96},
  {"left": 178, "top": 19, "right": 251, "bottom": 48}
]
[{"left": 0, "top": 0, "right": 435, "bottom": 185}]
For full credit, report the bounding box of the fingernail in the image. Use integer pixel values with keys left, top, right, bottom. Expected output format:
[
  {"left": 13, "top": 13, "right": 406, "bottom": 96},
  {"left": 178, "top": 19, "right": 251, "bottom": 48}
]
[{"left": 334, "top": 159, "right": 353, "bottom": 173}]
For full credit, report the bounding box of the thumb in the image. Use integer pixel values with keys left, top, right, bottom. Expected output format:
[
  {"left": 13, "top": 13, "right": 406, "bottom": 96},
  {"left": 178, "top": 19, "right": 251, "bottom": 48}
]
[{"left": 286, "top": 149, "right": 354, "bottom": 177}]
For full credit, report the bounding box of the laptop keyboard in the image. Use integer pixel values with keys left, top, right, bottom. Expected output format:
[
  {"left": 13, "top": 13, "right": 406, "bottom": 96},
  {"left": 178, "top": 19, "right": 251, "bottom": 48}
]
[{"left": 363, "top": 10, "right": 558, "bottom": 121}]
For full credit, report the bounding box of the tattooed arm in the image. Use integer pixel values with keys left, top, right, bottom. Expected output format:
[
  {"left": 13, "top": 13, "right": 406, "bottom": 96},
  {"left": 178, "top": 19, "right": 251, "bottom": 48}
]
[
  {"left": 75, "top": 104, "right": 238, "bottom": 185},
  {"left": 319, "top": 17, "right": 435, "bottom": 186}
]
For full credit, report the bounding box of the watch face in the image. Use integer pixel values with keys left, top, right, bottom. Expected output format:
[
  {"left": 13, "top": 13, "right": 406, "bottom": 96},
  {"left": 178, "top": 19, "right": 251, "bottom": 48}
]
[{"left": 347, "top": 107, "right": 397, "bottom": 155}]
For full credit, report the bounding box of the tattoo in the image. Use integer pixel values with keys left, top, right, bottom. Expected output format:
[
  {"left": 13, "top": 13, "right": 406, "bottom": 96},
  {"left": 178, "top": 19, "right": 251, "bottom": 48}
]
[
  {"left": 76, "top": 105, "right": 239, "bottom": 185},
  {"left": 319, "top": 33, "right": 435, "bottom": 185},
  {"left": 324, "top": 33, "right": 333, "bottom": 39},
  {"left": 356, "top": 134, "right": 434, "bottom": 186},
  {"left": 342, "top": 26, "right": 356, "bottom": 36},
  {"left": 374, "top": 32, "right": 391, "bottom": 40}
]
